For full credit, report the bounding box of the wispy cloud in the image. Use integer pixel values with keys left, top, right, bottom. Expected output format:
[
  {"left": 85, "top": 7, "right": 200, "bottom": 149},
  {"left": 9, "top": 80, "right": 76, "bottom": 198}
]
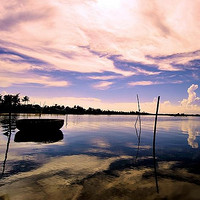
[
  {"left": 93, "top": 81, "right": 113, "bottom": 90},
  {"left": 0, "top": 73, "right": 69, "bottom": 87},
  {"left": 1, "top": 0, "right": 200, "bottom": 78},
  {"left": 128, "top": 81, "right": 158, "bottom": 86},
  {"left": 88, "top": 75, "right": 122, "bottom": 80},
  {"left": 128, "top": 80, "right": 183, "bottom": 87},
  {"left": 131, "top": 67, "right": 161, "bottom": 75}
]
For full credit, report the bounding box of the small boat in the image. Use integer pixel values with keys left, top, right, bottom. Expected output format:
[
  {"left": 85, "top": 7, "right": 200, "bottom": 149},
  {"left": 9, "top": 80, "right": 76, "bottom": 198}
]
[{"left": 16, "top": 119, "right": 64, "bottom": 131}]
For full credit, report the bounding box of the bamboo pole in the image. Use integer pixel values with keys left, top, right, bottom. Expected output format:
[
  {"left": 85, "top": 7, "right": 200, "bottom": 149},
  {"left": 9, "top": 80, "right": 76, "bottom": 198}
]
[{"left": 153, "top": 96, "right": 160, "bottom": 193}]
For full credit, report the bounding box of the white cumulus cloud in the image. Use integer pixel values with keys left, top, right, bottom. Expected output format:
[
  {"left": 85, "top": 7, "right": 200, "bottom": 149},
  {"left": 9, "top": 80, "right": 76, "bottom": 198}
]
[{"left": 181, "top": 84, "right": 200, "bottom": 106}]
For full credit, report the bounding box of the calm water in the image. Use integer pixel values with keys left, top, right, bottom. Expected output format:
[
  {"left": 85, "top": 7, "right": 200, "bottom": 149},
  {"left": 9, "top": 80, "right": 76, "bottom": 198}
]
[{"left": 0, "top": 114, "right": 200, "bottom": 200}]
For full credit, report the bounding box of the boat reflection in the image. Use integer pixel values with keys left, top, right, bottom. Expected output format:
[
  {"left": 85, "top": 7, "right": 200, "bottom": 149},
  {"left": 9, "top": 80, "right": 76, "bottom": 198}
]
[{"left": 14, "top": 130, "right": 64, "bottom": 143}]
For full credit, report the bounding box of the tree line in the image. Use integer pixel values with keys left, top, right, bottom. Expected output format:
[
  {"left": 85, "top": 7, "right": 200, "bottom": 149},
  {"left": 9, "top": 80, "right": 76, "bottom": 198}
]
[
  {"left": 0, "top": 93, "right": 145, "bottom": 115},
  {"left": 1, "top": 93, "right": 199, "bottom": 116}
]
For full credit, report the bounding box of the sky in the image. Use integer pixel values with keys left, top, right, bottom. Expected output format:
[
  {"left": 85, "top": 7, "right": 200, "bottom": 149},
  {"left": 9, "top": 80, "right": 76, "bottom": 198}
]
[{"left": 0, "top": 0, "right": 200, "bottom": 114}]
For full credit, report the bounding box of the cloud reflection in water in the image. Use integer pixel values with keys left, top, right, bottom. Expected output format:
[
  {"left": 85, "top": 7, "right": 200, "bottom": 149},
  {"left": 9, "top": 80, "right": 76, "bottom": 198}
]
[
  {"left": 0, "top": 115, "right": 200, "bottom": 199},
  {"left": 181, "top": 118, "right": 200, "bottom": 148}
]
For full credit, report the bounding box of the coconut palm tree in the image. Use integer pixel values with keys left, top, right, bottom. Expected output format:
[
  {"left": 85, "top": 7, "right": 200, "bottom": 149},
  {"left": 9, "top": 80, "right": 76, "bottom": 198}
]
[
  {"left": 3, "top": 94, "right": 20, "bottom": 106},
  {"left": 22, "top": 96, "right": 30, "bottom": 105}
]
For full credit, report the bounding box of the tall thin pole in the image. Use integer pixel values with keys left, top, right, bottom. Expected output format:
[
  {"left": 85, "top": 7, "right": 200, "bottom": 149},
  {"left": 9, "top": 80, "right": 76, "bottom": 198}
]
[
  {"left": 136, "top": 94, "right": 141, "bottom": 113},
  {"left": 153, "top": 96, "right": 160, "bottom": 193},
  {"left": 137, "top": 94, "right": 141, "bottom": 140}
]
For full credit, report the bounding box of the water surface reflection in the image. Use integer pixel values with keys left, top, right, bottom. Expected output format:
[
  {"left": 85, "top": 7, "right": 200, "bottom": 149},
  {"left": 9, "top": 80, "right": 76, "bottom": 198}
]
[
  {"left": 14, "top": 130, "right": 63, "bottom": 143},
  {"left": 0, "top": 114, "right": 200, "bottom": 200},
  {"left": 181, "top": 118, "right": 200, "bottom": 148}
]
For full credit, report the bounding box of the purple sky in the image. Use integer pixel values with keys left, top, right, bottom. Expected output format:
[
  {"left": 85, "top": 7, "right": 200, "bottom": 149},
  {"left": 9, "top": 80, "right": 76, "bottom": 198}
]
[{"left": 0, "top": 0, "right": 200, "bottom": 113}]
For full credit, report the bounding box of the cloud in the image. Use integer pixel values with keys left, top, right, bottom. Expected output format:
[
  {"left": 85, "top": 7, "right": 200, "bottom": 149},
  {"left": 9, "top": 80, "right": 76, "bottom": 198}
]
[
  {"left": 1, "top": 0, "right": 200, "bottom": 84},
  {"left": 149, "top": 50, "right": 200, "bottom": 72},
  {"left": 93, "top": 81, "right": 113, "bottom": 90},
  {"left": 87, "top": 75, "right": 122, "bottom": 80},
  {"left": 0, "top": 55, "right": 69, "bottom": 87},
  {"left": 128, "top": 81, "right": 156, "bottom": 87},
  {"left": 0, "top": 73, "right": 69, "bottom": 87},
  {"left": 0, "top": 0, "right": 135, "bottom": 77},
  {"left": 128, "top": 80, "right": 183, "bottom": 87},
  {"left": 130, "top": 67, "right": 161, "bottom": 75},
  {"left": 181, "top": 84, "right": 200, "bottom": 106},
  {"left": 83, "top": 0, "right": 200, "bottom": 71},
  {"left": 1, "top": 0, "right": 200, "bottom": 114}
]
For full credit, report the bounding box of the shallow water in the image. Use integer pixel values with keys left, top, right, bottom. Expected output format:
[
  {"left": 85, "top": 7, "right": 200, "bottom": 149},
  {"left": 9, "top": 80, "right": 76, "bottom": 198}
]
[{"left": 0, "top": 114, "right": 200, "bottom": 200}]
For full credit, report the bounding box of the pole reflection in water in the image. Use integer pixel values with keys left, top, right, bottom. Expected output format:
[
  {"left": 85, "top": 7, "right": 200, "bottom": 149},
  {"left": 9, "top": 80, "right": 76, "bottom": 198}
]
[
  {"left": 135, "top": 94, "right": 142, "bottom": 162},
  {"left": 153, "top": 96, "right": 160, "bottom": 193},
  {"left": 1, "top": 114, "right": 13, "bottom": 178},
  {"left": 65, "top": 114, "right": 68, "bottom": 127},
  {"left": 1, "top": 114, "right": 18, "bottom": 136}
]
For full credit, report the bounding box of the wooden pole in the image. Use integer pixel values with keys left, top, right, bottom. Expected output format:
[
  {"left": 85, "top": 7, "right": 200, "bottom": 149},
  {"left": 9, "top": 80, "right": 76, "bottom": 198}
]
[{"left": 153, "top": 96, "right": 160, "bottom": 193}]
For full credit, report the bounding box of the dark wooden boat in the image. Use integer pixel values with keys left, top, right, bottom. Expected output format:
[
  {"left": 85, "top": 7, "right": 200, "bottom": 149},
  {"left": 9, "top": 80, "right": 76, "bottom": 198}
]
[{"left": 16, "top": 119, "right": 64, "bottom": 131}]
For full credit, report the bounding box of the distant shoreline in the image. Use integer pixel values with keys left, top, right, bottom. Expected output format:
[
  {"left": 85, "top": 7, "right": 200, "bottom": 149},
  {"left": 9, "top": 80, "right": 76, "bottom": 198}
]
[
  {"left": 0, "top": 112, "right": 200, "bottom": 117},
  {"left": 1, "top": 94, "right": 199, "bottom": 117}
]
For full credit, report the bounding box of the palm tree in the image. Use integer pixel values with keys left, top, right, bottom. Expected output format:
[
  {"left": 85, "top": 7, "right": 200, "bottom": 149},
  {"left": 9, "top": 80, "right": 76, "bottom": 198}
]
[
  {"left": 3, "top": 94, "right": 20, "bottom": 106},
  {"left": 12, "top": 93, "right": 20, "bottom": 106},
  {"left": 3, "top": 95, "right": 12, "bottom": 107},
  {"left": 2, "top": 94, "right": 20, "bottom": 115},
  {"left": 0, "top": 94, "right": 3, "bottom": 104},
  {"left": 22, "top": 96, "right": 30, "bottom": 105}
]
